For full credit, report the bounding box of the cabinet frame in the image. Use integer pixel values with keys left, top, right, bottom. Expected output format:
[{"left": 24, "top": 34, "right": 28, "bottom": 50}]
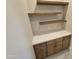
[{"left": 33, "top": 35, "right": 71, "bottom": 59}]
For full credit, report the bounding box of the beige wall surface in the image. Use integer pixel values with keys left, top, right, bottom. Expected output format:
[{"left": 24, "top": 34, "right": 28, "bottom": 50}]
[
  {"left": 66, "top": 0, "right": 72, "bottom": 32},
  {"left": 6, "top": 0, "right": 36, "bottom": 59},
  {"left": 27, "top": 0, "right": 37, "bottom": 13}
]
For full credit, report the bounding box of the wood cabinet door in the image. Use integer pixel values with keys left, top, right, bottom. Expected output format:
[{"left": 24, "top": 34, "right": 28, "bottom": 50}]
[
  {"left": 62, "top": 35, "right": 71, "bottom": 49},
  {"left": 55, "top": 38, "right": 63, "bottom": 53},
  {"left": 47, "top": 38, "right": 63, "bottom": 55},
  {"left": 47, "top": 40, "right": 56, "bottom": 56},
  {"left": 47, "top": 43, "right": 56, "bottom": 56},
  {"left": 33, "top": 43, "right": 47, "bottom": 59}
]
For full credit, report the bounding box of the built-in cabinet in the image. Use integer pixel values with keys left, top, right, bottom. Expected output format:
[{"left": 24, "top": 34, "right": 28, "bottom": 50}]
[{"left": 33, "top": 35, "right": 71, "bottom": 59}]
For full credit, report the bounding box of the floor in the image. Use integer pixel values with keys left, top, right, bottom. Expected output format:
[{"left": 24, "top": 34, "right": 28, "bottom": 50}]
[{"left": 44, "top": 47, "right": 72, "bottom": 59}]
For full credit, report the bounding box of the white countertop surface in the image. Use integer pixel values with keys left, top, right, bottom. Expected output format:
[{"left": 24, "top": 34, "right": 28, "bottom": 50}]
[{"left": 32, "top": 30, "right": 71, "bottom": 45}]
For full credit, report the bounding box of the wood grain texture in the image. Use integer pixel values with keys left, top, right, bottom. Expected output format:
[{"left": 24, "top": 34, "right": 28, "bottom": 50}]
[
  {"left": 34, "top": 43, "right": 47, "bottom": 59},
  {"left": 47, "top": 38, "right": 63, "bottom": 56},
  {"left": 55, "top": 38, "right": 63, "bottom": 52},
  {"left": 62, "top": 35, "right": 71, "bottom": 49},
  {"left": 33, "top": 35, "right": 71, "bottom": 59},
  {"left": 47, "top": 43, "right": 56, "bottom": 55}
]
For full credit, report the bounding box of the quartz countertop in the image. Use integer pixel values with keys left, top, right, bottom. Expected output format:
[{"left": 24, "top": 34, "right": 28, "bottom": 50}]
[{"left": 32, "top": 30, "right": 71, "bottom": 45}]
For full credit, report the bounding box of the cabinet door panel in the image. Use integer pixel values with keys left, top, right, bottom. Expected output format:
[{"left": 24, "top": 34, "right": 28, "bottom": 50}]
[
  {"left": 47, "top": 38, "right": 63, "bottom": 55},
  {"left": 47, "top": 43, "right": 56, "bottom": 56},
  {"left": 55, "top": 38, "right": 63, "bottom": 52},
  {"left": 34, "top": 43, "right": 47, "bottom": 59},
  {"left": 62, "top": 36, "right": 70, "bottom": 49},
  {"left": 47, "top": 39, "right": 56, "bottom": 45}
]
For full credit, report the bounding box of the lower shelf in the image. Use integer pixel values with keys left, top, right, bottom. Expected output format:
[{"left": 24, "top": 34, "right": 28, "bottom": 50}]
[
  {"left": 33, "top": 35, "right": 71, "bottom": 59},
  {"left": 40, "top": 20, "right": 66, "bottom": 25}
]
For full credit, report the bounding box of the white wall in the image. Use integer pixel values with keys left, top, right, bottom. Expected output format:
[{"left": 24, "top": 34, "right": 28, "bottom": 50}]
[{"left": 6, "top": 0, "right": 36, "bottom": 59}]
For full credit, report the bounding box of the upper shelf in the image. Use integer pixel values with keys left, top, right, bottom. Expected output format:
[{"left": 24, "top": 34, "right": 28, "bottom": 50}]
[{"left": 37, "top": 0, "right": 69, "bottom": 5}]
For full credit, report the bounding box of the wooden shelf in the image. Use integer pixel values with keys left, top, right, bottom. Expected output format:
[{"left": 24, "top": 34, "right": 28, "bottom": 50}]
[
  {"left": 40, "top": 20, "right": 66, "bottom": 25},
  {"left": 37, "top": 0, "right": 69, "bottom": 5},
  {"left": 28, "top": 12, "right": 62, "bottom": 15}
]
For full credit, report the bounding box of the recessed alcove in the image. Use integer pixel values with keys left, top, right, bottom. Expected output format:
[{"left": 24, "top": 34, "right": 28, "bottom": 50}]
[
  {"left": 28, "top": 0, "right": 71, "bottom": 59},
  {"left": 28, "top": 2, "right": 68, "bottom": 35},
  {"left": 28, "top": 12, "right": 66, "bottom": 35}
]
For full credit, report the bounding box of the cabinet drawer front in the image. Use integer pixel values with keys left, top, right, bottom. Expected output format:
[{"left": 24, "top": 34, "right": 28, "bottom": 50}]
[
  {"left": 34, "top": 43, "right": 47, "bottom": 59},
  {"left": 63, "top": 36, "right": 70, "bottom": 40},
  {"left": 56, "top": 38, "right": 63, "bottom": 45},
  {"left": 34, "top": 43, "right": 46, "bottom": 48},
  {"left": 47, "top": 38, "right": 63, "bottom": 45},
  {"left": 47, "top": 39, "right": 56, "bottom": 45}
]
